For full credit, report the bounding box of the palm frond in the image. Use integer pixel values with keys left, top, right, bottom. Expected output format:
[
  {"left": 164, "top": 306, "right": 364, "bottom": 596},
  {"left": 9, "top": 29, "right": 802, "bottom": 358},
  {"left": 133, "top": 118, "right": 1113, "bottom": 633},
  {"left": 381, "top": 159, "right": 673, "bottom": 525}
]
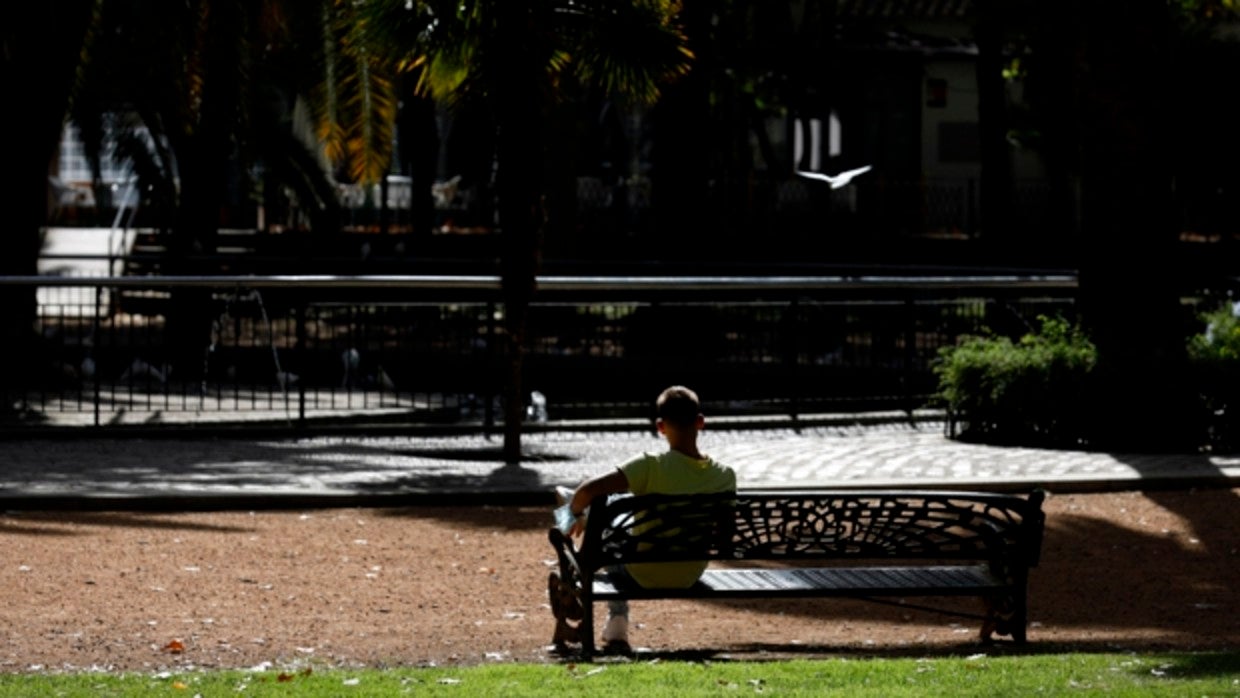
[
  {"left": 566, "top": 0, "right": 694, "bottom": 105},
  {"left": 113, "top": 112, "right": 178, "bottom": 214},
  {"left": 184, "top": 1, "right": 212, "bottom": 130},
  {"left": 68, "top": 0, "right": 106, "bottom": 116},
  {"left": 352, "top": 0, "right": 479, "bottom": 102},
  {"left": 295, "top": 0, "right": 401, "bottom": 185},
  {"left": 340, "top": 55, "right": 397, "bottom": 184},
  {"left": 416, "top": 45, "right": 475, "bottom": 100}
]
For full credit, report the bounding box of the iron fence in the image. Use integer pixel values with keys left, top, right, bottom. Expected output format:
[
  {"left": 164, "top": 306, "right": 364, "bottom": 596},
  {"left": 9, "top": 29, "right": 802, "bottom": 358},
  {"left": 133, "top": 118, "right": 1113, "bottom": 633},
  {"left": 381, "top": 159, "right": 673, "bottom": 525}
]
[{"left": 2, "top": 273, "right": 1079, "bottom": 432}]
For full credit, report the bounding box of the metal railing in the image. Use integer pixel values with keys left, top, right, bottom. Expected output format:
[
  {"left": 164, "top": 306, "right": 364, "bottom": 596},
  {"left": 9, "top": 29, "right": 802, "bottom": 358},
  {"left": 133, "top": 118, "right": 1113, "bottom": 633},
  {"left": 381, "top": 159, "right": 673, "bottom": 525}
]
[
  {"left": 2, "top": 273, "right": 1079, "bottom": 432},
  {"left": 328, "top": 174, "right": 1055, "bottom": 239}
]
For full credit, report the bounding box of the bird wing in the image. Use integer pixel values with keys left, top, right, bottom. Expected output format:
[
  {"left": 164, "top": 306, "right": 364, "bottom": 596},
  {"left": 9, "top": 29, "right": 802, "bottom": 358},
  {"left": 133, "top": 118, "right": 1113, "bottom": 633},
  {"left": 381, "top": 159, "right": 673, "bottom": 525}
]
[
  {"left": 795, "top": 170, "right": 837, "bottom": 184},
  {"left": 837, "top": 165, "right": 873, "bottom": 179},
  {"left": 795, "top": 166, "right": 873, "bottom": 187}
]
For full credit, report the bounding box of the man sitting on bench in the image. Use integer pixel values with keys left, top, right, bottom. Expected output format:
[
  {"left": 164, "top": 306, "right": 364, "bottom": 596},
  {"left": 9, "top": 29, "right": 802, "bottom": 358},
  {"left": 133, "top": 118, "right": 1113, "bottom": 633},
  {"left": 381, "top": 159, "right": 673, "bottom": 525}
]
[{"left": 558, "top": 385, "right": 737, "bottom": 654}]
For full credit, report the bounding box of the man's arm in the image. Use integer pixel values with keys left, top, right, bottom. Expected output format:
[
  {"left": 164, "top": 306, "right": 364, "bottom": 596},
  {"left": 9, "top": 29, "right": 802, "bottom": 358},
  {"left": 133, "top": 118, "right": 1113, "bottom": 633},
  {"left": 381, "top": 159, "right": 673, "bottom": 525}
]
[{"left": 566, "top": 469, "right": 629, "bottom": 536}]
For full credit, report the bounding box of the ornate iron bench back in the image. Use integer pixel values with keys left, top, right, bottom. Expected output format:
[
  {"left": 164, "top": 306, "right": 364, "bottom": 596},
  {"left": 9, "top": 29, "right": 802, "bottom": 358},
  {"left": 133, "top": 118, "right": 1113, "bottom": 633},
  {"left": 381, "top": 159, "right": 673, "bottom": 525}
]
[
  {"left": 586, "top": 489, "right": 1044, "bottom": 569},
  {"left": 591, "top": 492, "right": 738, "bottom": 566}
]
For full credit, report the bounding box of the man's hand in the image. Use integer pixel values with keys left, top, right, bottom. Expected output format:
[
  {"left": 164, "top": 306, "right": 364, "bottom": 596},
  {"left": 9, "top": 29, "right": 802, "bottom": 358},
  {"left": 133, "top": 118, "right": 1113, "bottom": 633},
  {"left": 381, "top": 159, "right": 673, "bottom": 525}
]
[{"left": 568, "top": 513, "right": 586, "bottom": 538}]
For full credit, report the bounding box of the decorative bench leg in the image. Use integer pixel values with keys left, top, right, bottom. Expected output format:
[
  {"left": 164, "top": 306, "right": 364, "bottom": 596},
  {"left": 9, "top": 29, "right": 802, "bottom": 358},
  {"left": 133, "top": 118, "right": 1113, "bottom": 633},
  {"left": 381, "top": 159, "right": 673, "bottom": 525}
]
[
  {"left": 981, "top": 592, "right": 1028, "bottom": 644},
  {"left": 579, "top": 599, "right": 596, "bottom": 659},
  {"left": 1010, "top": 595, "right": 1029, "bottom": 644},
  {"left": 547, "top": 571, "right": 583, "bottom": 653}
]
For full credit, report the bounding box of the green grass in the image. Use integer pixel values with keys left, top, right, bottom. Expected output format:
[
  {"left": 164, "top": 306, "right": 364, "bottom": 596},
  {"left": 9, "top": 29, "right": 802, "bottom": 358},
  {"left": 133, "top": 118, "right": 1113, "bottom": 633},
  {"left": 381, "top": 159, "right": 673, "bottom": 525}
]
[{"left": 0, "top": 652, "right": 1235, "bottom": 696}]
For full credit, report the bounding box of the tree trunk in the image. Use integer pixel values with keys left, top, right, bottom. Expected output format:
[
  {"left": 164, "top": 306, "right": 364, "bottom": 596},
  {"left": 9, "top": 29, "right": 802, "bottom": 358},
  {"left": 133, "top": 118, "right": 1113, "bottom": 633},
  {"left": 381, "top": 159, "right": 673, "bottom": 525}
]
[
  {"left": 166, "top": 2, "right": 248, "bottom": 387},
  {"left": 399, "top": 84, "right": 439, "bottom": 243},
  {"left": 493, "top": 9, "right": 547, "bottom": 465},
  {"left": 495, "top": 104, "right": 544, "bottom": 463},
  {"left": 649, "top": 0, "right": 713, "bottom": 255},
  {"left": 1069, "top": 0, "right": 1196, "bottom": 450},
  {"left": 974, "top": 0, "right": 1014, "bottom": 245},
  {"left": 0, "top": 2, "right": 94, "bottom": 414}
]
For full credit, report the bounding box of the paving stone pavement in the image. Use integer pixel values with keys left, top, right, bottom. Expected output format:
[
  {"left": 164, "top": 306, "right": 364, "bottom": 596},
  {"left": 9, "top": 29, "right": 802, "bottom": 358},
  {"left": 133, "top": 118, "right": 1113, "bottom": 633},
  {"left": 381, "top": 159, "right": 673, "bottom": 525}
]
[{"left": 0, "top": 417, "right": 1237, "bottom": 510}]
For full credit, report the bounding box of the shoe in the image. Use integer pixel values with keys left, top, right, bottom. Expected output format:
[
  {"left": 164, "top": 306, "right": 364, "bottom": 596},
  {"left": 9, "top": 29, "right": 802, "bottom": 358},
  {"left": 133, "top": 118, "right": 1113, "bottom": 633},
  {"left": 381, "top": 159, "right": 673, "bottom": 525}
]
[
  {"left": 602, "top": 638, "right": 632, "bottom": 656},
  {"left": 548, "top": 572, "right": 583, "bottom": 621}
]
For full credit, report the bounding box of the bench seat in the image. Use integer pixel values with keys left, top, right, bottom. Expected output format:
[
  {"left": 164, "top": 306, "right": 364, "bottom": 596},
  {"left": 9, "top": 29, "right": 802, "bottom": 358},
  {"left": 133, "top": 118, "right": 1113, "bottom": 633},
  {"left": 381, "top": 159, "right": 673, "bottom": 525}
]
[{"left": 594, "top": 564, "right": 1007, "bottom": 598}]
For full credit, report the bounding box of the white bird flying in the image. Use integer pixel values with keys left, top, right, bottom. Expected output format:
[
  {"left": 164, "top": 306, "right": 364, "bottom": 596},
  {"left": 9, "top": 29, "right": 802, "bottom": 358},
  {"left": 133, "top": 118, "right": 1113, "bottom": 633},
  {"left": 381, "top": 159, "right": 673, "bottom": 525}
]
[{"left": 795, "top": 165, "right": 873, "bottom": 189}]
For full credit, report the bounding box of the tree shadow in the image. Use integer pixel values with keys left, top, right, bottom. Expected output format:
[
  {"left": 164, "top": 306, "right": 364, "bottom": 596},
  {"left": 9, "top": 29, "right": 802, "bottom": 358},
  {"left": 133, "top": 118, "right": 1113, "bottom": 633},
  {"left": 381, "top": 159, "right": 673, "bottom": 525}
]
[
  {"left": 1027, "top": 487, "right": 1238, "bottom": 643},
  {"left": 0, "top": 510, "right": 257, "bottom": 536},
  {"left": 1106, "top": 451, "right": 1240, "bottom": 565},
  {"left": 388, "top": 446, "right": 575, "bottom": 463},
  {"left": 373, "top": 501, "right": 552, "bottom": 532},
  {"left": 1106, "top": 450, "right": 1238, "bottom": 490},
  {"left": 0, "top": 436, "right": 579, "bottom": 512}
]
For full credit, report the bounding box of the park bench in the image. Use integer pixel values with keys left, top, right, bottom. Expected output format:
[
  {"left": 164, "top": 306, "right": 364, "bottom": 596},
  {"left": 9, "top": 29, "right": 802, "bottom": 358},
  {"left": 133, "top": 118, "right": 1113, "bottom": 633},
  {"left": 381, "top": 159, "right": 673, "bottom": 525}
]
[{"left": 547, "top": 488, "right": 1046, "bottom": 657}]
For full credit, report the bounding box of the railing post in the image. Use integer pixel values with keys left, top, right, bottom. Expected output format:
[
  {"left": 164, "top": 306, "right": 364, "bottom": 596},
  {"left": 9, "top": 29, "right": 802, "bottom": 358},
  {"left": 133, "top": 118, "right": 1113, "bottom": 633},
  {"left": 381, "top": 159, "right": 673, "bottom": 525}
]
[
  {"left": 93, "top": 284, "right": 103, "bottom": 428},
  {"left": 968, "top": 178, "right": 978, "bottom": 237},
  {"left": 787, "top": 297, "right": 801, "bottom": 429},
  {"left": 903, "top": 296, "right": 916, "bottom": 416},
  {"left": 484, "top": 301, "right": 496, "bottom": 433},
  {"left": 296, "top": 302, "right": 307, "bottom": 427}
]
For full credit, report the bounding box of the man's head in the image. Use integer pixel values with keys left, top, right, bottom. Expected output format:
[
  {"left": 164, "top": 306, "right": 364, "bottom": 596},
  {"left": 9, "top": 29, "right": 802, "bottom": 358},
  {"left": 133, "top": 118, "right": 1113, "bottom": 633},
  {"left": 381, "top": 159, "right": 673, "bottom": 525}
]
[{"left": 656, "top": 385, "right": 701, "bottom": 428}]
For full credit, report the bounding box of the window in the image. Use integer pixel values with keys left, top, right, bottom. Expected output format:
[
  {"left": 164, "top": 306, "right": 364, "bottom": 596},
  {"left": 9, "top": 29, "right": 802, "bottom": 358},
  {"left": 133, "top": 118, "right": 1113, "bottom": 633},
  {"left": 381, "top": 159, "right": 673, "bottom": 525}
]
[{"left": 793, "top": 110, "right": 842, "bottom": 171}]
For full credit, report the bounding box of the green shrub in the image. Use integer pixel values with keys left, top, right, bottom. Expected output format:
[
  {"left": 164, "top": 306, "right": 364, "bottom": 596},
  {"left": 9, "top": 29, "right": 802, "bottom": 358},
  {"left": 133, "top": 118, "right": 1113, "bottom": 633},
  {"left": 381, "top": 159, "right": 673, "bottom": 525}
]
[
  {"left": 1187, "top": 300, "right": 1240, "bottom": 362},
  {"left": 933, "top": 315, "right": 1097, "bottom": 446},
  {"left": 1186, "top": 300, "right": 1240, "bottom": 450}
]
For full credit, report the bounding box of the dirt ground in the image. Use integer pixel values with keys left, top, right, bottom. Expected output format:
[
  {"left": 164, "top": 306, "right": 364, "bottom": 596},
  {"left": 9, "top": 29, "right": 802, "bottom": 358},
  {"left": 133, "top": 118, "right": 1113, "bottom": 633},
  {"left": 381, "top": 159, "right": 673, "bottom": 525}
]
[{"left": 0, "top": 487, "right": 1236, "bottom": 674}]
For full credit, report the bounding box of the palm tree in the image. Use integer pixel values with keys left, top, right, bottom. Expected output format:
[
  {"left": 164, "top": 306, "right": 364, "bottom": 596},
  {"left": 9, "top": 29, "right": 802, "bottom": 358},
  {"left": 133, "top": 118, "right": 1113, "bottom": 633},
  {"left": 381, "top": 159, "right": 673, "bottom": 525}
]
[
  {"left": 357, "top": 0, "right": 694, "bottom": 463},
  {"left": 67, "top": 0, "right": 403, "bottom": 381},
  {"left": 71, "top": 0, "right": 403, "bottom": 242}
]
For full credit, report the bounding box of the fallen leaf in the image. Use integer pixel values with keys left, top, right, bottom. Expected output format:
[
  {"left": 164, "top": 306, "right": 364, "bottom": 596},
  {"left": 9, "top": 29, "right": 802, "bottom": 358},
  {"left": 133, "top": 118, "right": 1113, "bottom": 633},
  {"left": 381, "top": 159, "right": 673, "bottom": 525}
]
[
  {"left": 277, "top": 673, "right": 294, "bottom": 682},
  {"left": 163, "top": 640, "right": 185, "bottom": 654}
]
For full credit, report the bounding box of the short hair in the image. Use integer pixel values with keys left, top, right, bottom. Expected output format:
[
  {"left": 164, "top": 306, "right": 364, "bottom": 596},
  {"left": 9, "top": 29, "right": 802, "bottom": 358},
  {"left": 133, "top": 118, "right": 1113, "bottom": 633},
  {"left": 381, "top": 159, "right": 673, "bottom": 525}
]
[{"left": 656, "top": 385, "right": 701, "bottom": 427}]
